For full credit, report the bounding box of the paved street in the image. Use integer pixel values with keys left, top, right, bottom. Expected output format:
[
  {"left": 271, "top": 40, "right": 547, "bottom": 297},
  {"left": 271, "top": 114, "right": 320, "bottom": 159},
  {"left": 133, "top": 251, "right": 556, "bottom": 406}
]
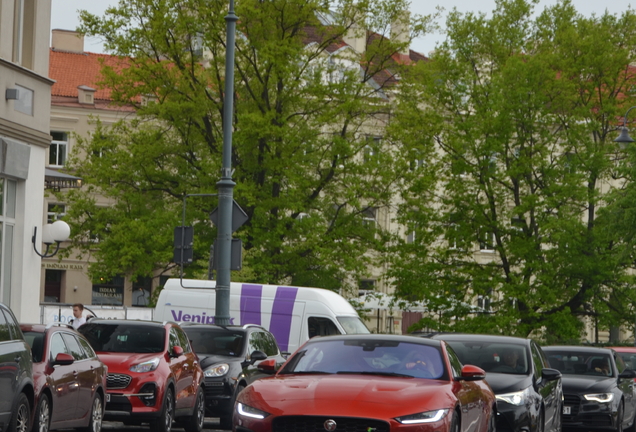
[{"left": 102, "top": 419, "right": 229, "bottom": 432}]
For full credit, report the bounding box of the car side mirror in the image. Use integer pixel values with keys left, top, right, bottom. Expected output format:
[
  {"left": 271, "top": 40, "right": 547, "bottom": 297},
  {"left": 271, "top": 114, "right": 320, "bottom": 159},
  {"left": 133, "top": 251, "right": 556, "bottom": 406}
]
[
  {"left": 171, "top": 345, "right": 184, "bottom": 358},
  {"left": 257, "top": 358, "right": 278, "bottom": 374},
  {"left": 456, "top": 364, "right": 486, "bottom": 381},
  {"left": 250, "top": 350, "right": 267, "bottom": 365},
  {"left": 542, "top": 367, "right": 562, "bottom": 381},
  {"left": 53, "top": 352, "right": 74, "bottom": 366},
  {"left": 619, "top": 369, "right": 636, "bottom": 379}
]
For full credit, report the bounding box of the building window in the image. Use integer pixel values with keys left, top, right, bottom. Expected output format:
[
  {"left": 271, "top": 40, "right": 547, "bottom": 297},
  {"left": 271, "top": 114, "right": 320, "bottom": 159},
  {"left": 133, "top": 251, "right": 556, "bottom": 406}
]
[
  {"left": 364, "top": 136, "right": 381, "bottom": 163},
  {"left": 132, "top": 276, "right": 152, "bottom": 307},
  {"left": 47, "top": 204, "right": 66, "bottom": 223},
  {"left": 92, "top": 276, "right": 124, "bottom": 306},
  {"left": 0, "top": 178, "right": 17, "bottom": 304},
  {"left": 358, "top": 279, "right": 375, "bottom": 297},
  {"left": 44, "top": 270, "right": 63, "bottom": 303},
  {"left": 362, "top": 207, "right": 377, "bottom": 229},
  {"left": 50, "top": 132, "right": 68, "bottom": 167},
  {"left": 479, "top": 229, "right": 495, "bottom": 252}
]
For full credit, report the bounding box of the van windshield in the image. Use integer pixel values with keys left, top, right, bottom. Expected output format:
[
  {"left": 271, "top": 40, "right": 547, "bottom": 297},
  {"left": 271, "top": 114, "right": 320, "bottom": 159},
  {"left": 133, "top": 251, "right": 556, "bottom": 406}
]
[{"left": 337, "top": 316, "right": 370, "bottom": 334}]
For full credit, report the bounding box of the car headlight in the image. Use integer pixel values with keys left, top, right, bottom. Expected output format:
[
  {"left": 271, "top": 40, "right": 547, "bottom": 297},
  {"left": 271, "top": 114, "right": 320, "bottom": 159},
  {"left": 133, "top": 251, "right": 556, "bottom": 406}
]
[
  {"left": 584, "top": 393, "right": 614, "bottom": 403},
  {"left": 395, "top": 409, "right": 449, "bottom": 424},
  {"left": 129, "top": 357, "right": 160, "bottom": 373},
  {"left": 496, "top": 387, "right": 531, "bottom": 406},
  {"left": 204, "top": 363, "right": 229, "bottom": 377},
  {"left": 237, "top": 402, "right": 270, "bottom": 419}
]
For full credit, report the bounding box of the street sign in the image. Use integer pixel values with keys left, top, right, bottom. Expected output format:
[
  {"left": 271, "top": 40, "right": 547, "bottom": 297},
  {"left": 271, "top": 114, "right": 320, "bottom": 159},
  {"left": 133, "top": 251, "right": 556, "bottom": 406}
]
[{"left": 209, "top": 200, "right": 248, "bottom": 233}]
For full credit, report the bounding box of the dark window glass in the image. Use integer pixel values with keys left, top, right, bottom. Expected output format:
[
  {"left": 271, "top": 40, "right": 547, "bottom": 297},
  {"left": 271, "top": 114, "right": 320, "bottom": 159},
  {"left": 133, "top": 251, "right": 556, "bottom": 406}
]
[
  {"left": 248, "top": 331, "right": 279, "bottom": 357},
  {"left": 62, "top": 333, "right": 88, "bottom": 360},
  {"left": 23, "top": 331, "right": 45, "bottom": 362},
  {"left": 445, "top": 340, "right": 529, "bottom": 375},
  {"left": 0, "top": 309, "right": 10, "bottom": 342},
  {"left": 49, "top": 333, "right": 69, "bottom": 361},
  {"left": 530, "top": 342, "right": 543, "bottom": 380},
  {"left": 77, "top": 336, "right": 96, "bottom": 358},
  {"left": 79, "top": 323, "right": 165, "bottom": 353},
  {"left": 308, "top": 317, "right": 341, "bottom": 338},
  {"left": 445, "top": 345, "right": 463, "bottom": 378},
  {"left": 174, "top": 327, "right": 191, "bottom": 353},
  {"left": 182, "top": 327, "right": 243, "bottom": 357},
  {"left": 1, "top": 308, "right": 21, "bottom": 341}
]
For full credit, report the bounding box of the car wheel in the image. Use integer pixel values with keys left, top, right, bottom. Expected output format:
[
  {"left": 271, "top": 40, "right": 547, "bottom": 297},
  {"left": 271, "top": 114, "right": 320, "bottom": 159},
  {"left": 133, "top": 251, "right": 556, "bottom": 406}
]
[
  {"left": 33, "top": 394, "right": 51, "bottom": 432},
  {"left": 152, "top": 388, "right": 175, "bottom": 432},
  {"left": 220, "top": 384, "right": 245, "bottom": 430},
  {"left": 534, "top": 409, "right": 544, "bottom": 432},
  {"left": 9, "top": 393, "right": 30, "bottom": 432},
  {"left": 625, "top": 407, "right": 636, "bottom": 432},
  {"left": 449, "top": 410, "right": 460, "bottom": 432},
  {"left": 181, "top": 386, "right": 205, "bottom": 432},
  {"left": 79, "top": 394, "right": 103, "bottom": 432}
]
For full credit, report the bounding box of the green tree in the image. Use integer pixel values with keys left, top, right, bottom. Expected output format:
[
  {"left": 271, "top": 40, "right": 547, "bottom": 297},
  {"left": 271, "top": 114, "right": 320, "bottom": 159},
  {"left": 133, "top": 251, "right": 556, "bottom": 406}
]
[
  {"left": 60, "top": 0, "right": 431, "bottom": 290},
  {"left": 388, "top": 0, "right": 636, "bottom": 342}
]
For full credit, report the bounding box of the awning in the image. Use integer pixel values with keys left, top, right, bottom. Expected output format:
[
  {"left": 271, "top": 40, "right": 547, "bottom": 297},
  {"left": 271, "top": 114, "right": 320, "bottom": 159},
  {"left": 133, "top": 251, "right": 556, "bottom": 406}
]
[{"left": 44, "top": 168, "right": 82, "bottom": 190}]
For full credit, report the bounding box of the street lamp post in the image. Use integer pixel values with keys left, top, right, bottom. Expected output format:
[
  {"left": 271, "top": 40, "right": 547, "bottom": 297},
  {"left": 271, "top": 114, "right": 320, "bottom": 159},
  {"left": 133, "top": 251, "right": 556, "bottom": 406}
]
[
  {"left": 614, "top": 106, "right": 636, "bottom": 146},
  {"left": 215, "top": 0, "right": 238, "bottom": 326}
]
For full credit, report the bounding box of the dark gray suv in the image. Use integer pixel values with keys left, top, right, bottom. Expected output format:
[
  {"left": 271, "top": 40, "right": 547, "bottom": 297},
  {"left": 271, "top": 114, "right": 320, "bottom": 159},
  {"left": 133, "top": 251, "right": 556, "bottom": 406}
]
[{"left": 0, "top": 302, "right": 34, "bottom": 432}]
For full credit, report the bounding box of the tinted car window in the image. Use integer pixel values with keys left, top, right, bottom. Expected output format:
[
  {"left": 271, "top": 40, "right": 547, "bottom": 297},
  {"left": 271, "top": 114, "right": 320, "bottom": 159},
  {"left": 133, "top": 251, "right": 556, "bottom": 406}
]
[
  {"left": 0, "top": 309, "right": 9, "bottom": 342},
  {"left": 617, "top": 352, "right": 636, "bottom": 370},
  {"left": 248, "top": 331, "right": 279, "bottom": 356},
  {"left": 445, "top": 340, "right": 529, "bottom": 374},
  {"left": 531, "top": 342, "right": 543, "bottom": 379},
  {"left": 2, "top": 308, "right": 21, "bottom": 340},
  {"left": 62, "top": 333, "right": 88, "bottom": 360},
  {"left": 174, "top": 326, "right": 191, "bottom": 353},
  {"left": 23, "top": 331, "right": 45, "bottom": 362},
  {"left": 80, "top": 323, "right": 165, "bottom": 353},
  {"left": 78, "top": 336, "right": 97, "bottom": 358},
  {"left": 446, "top": 345, "right": 463, "bottom": 378},
  {"left": 614, "top": 352, "right": 626, "bottom": 373},
  {"left": 50, "top": 333, "right": 69, "bottom": 360},
  {"left": 182, "top": 327, "right": 244, "bottom": 357}
]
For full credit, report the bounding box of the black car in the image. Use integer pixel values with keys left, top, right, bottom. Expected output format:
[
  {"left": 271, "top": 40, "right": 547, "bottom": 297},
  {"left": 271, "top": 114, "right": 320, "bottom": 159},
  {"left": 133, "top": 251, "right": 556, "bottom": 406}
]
[
  {"left": 421, "top": 333, "right": 562, "bottom": 432},
  {"left": 180, "top": 323, "right": 287, "bottom": 429},
  {"left": 0, "top": 302, "right": 34, "bottom": 432},
  {"left": 543, "top": 346, "right": 636, "bottom": 432}
]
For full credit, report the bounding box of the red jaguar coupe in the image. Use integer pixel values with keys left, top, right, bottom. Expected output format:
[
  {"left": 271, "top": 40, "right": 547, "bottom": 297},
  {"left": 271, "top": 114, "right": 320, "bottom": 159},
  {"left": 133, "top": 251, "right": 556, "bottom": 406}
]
[{"left": 233, "top": 334, "right": 496, "bottom": 432}]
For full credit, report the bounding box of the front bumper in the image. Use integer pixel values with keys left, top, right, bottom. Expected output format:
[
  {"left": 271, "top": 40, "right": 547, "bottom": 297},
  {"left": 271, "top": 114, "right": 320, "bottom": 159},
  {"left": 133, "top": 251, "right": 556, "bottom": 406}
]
[{"left": 562, "top": 394, "right": 617, "bottom": 430}]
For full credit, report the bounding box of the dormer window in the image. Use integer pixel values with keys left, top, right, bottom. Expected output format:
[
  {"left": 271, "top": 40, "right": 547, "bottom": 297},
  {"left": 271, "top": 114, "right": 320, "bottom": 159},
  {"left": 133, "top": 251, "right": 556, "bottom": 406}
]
[{"left": 77, "top": 85, "right": 96, "bottom": 105}]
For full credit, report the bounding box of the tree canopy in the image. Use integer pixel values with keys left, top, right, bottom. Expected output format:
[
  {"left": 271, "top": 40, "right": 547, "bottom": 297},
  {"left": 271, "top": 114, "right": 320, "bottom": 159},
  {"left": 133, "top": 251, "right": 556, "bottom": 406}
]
[
  {"left": 62, "top": 0, "right": 431, "bottom": 292},
  {"left": 388, "top": 0, "right": 636, "bottom": 342}
]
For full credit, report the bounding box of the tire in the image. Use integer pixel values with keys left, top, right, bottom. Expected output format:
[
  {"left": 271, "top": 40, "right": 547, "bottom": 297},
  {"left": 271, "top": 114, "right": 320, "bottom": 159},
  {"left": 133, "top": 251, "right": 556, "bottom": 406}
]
[
  {"left": 151, "top": 388, "right": 175, "bottom": 432},
  {"left": 8, "top": 393, "right": 30, "bottom": 432},
  {"left": 617, "top": 401, "right": 625, "bottom": 432},
  {"left": 450, "top": 410, "right": 460, "bottom": 432},
  {"left": 79, "top": 394, "right": 103, "bottom": 432},
  {"left": 181, "top": 386, "right": 205, "bottom": 432},
  {"left": 625, "top": 408, "right": 636, "bottom": 432},
  {"left": 220, "top": 384, "right": 245, "bottom": 430},
  {"left": 534, "top": 409, "right": 544, "bottom": 432},
  {"left": 32, "top": 394, "right": 50, "bottom": 432}
]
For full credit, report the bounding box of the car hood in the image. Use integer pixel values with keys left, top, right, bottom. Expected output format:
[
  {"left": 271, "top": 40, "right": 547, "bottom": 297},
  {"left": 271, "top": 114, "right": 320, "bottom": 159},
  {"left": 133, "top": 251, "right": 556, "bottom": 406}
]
[
  {"left": 242, "top": 375, "right": 455, "bottom": 417},
  {"left": 484, "top": 372, "right": 533, "bottom": 394},
  {"left": 561, "top": 376, "right": 615, "bottom": 394},
  {"left": 198, "top": 354, "right": 242, "bottom": 369},
  {"left": 96, "top": 351, "right": 164, "bottom": 372}
]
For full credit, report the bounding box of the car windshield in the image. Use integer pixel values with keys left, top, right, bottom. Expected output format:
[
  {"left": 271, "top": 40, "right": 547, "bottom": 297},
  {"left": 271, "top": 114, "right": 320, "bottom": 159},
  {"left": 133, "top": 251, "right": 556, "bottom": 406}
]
[
  {"left": 444, "top": 340, "right": 529, "bottom": 375},
  {"left": 79, "top": 324, "right": 165, "bottom": 353},
  {"left": 617, "top": 352, "right": 636, "bottom": 370},
  {"left": 23, "top": 331, "right": 44, "bottom": 362},
  {"left": 337, "top": 316, "right": 370, "bottom": 334},
  {"left": 280, "top": 339, "right": 446, "bottom": 379},
  {"left": 182, "top": 328, "right": 244, "bottom": 357},
  {"left": 546, "top": 351, "right": 614, "bottom": 377}
]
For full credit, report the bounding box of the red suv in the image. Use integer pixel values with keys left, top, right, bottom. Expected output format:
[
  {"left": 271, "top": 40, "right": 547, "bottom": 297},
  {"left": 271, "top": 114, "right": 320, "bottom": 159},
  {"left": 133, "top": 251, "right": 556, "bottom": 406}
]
[
  {"left": 21, "top": 323, "right": 107, "bottom": 432},
  {"left": 78, "top": 319, "right": 204, "bottom": 432}
]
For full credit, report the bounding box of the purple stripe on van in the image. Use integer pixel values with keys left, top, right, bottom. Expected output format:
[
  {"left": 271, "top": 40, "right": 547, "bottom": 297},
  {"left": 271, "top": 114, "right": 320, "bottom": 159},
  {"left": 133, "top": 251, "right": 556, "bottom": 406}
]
[
  {"left": 270, "top": 287, "right": 298, "bottom": 352},
  {"left": 240, "top": 284, "right": 263, "bottom": 326}
]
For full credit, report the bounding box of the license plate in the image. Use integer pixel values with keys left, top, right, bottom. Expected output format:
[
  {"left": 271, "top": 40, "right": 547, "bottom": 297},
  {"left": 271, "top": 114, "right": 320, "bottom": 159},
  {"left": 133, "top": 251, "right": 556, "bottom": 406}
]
[
  {"left": 106, "top": 394, "right": 110, "bottom": 403},
  {"left": 563, "top": 406, "right": 571, "bottom": 415}
]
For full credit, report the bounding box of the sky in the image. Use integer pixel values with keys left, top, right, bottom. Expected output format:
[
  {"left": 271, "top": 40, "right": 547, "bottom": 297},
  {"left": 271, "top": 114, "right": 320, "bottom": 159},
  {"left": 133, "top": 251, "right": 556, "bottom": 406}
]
[{"left": 51, "top": 0, "right": 636, "bottom": 56}]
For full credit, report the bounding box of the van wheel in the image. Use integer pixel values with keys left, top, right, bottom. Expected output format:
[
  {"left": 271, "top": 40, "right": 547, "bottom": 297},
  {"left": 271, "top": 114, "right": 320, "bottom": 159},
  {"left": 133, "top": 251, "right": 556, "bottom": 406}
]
[
  {"left": 220, "top": 384, "right": 245, "bottom": 430},
  {"left": 182, "top": 386, "right": 204, "bottom": 432},
  {"left": 9, "top": 393, "right": 30, "bottom": 432},
  {"left": 151, "top": 388, "right": 174, "bottom": 432},
  {"left": 33, "top": 394, "right": 51, "bottom": 432}
]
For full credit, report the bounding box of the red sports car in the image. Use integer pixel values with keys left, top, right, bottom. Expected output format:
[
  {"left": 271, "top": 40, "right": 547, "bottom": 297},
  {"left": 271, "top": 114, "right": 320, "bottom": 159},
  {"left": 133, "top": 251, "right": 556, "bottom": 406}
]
[{"left": 233, "top": 334, "right": 496, "bottom": 432}]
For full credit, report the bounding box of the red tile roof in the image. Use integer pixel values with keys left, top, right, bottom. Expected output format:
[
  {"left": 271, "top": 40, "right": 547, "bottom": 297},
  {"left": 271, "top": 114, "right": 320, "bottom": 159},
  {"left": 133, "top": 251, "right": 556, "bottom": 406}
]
[{"left": 49, "top": 49, "right": 129, "bottom": 102}]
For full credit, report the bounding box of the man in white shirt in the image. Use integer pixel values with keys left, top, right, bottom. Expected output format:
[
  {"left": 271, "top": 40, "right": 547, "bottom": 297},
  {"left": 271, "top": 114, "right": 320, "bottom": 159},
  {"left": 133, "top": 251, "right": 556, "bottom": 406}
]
[{"left": 71, "top": 303, "right": 86, "bottom": 330}]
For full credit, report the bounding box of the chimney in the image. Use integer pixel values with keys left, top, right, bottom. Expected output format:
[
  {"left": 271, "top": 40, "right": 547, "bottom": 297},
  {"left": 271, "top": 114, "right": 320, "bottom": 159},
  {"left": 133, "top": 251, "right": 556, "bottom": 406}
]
[
  {"left": 391, "top": 10, "right": 410, "bottom": 60},
  {"left": 51, "top": 29, "right": 85, "bottom": 53},
  {"left": 343, "top": 22, "right": 366, "bottom": 55}
]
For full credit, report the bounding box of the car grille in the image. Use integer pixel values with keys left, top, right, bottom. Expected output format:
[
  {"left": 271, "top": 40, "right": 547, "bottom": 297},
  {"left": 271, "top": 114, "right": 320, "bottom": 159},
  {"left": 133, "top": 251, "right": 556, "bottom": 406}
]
[
  {"left": 272, "top": 416, "right": 389, "bottom": 432},
  {"left": 563, "top": 394, "right": 581, "bottom": 418},
  {"left": 204, "top": 381, "right": 227, "bottom": 397},
  {"left": 107, "top": 373, "right": 132, "bottom": 389}
]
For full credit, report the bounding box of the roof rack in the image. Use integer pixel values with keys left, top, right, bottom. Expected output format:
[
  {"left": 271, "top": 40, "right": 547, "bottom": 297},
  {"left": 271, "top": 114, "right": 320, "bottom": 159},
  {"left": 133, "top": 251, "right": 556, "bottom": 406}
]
[
  {"left": 242, "top": 324, "right": 265, "bottom": 330},
  {"left": 45, "top": 321, "right": 74, "bottom": 330}
]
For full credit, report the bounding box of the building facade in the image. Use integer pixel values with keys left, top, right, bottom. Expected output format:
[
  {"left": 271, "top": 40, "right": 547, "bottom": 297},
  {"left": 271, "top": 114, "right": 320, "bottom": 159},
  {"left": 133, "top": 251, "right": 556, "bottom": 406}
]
[{"left": 0, "top": 0, "right": 53, "bottom": 321}]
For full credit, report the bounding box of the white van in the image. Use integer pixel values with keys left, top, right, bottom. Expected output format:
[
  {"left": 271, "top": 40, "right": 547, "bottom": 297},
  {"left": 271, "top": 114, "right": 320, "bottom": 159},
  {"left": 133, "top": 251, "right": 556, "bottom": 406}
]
[{"left": 154, "top": 278, "right": 369, "bottom": 354}]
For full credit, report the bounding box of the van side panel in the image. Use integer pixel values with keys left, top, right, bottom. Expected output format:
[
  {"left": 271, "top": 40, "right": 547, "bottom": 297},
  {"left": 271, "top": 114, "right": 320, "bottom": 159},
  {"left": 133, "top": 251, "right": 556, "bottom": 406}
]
[
  {"left": 269, "top": 287, "right": 298, "bottom": 352},
  {"left": 240, "top": 284, "right": 263, "bottom": 325}
]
